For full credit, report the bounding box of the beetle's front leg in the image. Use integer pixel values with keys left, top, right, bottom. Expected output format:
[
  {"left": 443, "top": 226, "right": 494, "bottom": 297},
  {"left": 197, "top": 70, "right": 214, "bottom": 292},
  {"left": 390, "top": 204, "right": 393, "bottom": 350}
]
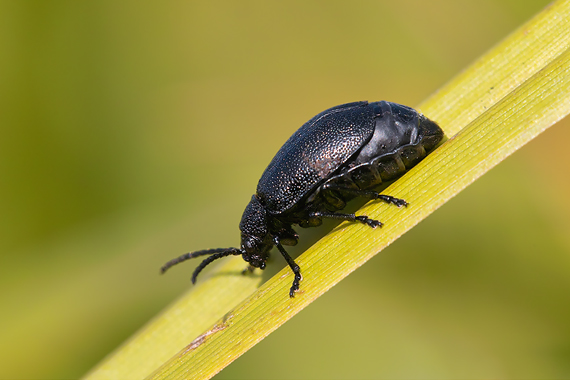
[{"left": 273, "top": 236, "right": 302, "bottom": 297}]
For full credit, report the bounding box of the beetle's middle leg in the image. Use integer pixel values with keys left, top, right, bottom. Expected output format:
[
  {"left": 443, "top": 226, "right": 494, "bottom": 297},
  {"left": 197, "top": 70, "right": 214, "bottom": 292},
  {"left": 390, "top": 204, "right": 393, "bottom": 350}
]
[{"left": 322, "top": 183, "right": 408, "bottom": 207}]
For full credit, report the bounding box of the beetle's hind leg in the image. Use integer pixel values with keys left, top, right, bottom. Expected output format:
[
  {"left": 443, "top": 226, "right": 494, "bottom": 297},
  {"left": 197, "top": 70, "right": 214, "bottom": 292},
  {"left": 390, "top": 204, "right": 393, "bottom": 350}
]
[
  {"left": 309, "top": 211, "right": 382, "bottom": 228},
  {"left": 322, "top": 183, "right": 408, "bottom": 207}
]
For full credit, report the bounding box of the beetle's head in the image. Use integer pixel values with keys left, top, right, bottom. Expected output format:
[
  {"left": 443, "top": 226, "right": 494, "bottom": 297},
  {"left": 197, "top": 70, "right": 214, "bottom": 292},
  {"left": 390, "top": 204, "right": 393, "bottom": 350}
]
[
  {"left": 417, "top": 114, "right": 444, "bottom": 151},
  {"left": 239, "top": 195, "right": 272, "bottom": 269}
]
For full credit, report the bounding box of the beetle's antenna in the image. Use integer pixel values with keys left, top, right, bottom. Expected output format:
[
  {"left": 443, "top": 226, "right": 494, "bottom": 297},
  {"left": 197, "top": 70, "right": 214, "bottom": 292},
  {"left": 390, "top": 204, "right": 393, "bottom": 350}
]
[
  {"left": 191, "top": 248, "right": 243, "bottom": 284},
  {"left": 161, "top": 248, "right": 238, "bottom": 274}
]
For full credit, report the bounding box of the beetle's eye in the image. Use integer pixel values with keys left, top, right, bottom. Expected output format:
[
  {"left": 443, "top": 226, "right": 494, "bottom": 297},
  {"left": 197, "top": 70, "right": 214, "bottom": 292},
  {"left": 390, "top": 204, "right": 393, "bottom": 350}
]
[{"left": 243, "top": 236, "right": 262, "bottom": 253}]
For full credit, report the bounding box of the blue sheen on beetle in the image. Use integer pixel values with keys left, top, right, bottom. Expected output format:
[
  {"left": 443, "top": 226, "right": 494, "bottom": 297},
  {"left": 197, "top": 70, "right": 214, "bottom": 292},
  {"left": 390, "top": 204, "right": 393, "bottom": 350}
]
[{"left": 162, "top": 101, "right": 444, "bottom": 297}]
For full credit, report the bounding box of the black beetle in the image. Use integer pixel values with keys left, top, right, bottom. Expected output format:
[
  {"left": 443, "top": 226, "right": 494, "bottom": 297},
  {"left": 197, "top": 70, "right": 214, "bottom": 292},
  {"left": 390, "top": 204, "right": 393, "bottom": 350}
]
[{"left": 162, "top": 101, "right": 444, "bottom": 297}]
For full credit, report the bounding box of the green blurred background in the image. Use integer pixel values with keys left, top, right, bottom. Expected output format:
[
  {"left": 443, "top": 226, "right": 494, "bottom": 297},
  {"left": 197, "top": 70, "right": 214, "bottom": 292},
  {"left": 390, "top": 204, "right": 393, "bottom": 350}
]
[{"left": 1, "top": 1, "right": 569, "bottom": 379}]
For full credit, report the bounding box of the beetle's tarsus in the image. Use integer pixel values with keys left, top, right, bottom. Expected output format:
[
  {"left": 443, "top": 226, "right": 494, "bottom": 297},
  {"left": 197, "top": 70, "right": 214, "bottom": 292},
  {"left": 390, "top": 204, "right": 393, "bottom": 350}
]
[
  {"left": 289, "top": 283, "right": 299, "bottom": 298},
  {"left": 241, "top": 265, "right": 255, "bottom": 275},
  {"left": 378, "top": 194, "right": 408, "bottom": 207},
  {"left": 289, "top": 271, "right": 302, "bottom": 297},
  {"left": 355, "top": 215, "right": 383, "bottom": 228}
]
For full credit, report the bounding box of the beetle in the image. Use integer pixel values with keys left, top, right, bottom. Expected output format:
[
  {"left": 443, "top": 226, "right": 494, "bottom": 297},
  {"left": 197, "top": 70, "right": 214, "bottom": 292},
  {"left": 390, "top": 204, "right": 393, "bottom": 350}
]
[{"left": 161, "top": 101, "right": 444, "bottom": 297}]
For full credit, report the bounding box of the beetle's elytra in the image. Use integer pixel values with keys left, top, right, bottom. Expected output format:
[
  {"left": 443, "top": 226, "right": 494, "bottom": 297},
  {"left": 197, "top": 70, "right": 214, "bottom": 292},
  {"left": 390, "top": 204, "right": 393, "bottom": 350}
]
[{"left": 162, "top": 101, "right": 444, "bottom": 297}]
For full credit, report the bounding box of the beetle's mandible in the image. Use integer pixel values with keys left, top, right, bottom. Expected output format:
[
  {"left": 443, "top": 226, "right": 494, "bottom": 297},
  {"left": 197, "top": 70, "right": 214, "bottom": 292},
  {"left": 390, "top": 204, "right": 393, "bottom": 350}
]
[{"left": 162, "top": 101, "right": 444, "bottom": 297}]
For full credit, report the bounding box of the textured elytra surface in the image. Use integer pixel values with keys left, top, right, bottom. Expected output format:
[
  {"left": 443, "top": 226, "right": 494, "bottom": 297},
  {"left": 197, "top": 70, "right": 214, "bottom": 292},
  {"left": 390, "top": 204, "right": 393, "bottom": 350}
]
[{"left": 257, "top": 101, "right": 376, "bottom": 214}]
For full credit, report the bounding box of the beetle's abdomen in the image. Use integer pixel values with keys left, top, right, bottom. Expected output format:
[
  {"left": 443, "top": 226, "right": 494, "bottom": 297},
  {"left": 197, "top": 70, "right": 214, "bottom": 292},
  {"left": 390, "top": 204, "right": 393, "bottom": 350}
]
[{"left": 336, "top": 142, "right": 429, "bottom": 191}]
